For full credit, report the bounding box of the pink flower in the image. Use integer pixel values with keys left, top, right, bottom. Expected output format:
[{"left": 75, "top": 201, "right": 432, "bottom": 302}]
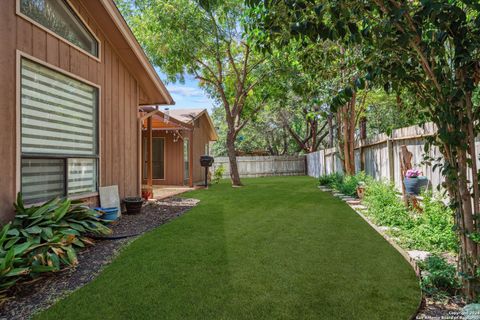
[{"left": 406, "top": 169, "right": 422, "bottom": 178}]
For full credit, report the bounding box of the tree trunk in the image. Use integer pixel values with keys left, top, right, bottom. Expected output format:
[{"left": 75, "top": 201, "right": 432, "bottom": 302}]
[
  {"left": 328, "top": 113, "right": 334, "bottom": 148},
  {"left": 341, "top": 94, "right": 356, "bottom": 176},
  {"left": 226, "top": 132, "right": 242, "bottom": 186}
]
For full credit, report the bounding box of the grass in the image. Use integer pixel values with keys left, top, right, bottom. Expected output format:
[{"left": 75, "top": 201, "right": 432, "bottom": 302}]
[{"left": 36, "top": 176, "right": 420, "bottom": 320}]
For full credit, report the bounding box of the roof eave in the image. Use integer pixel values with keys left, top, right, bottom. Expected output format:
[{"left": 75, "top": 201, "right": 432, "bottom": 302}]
[{"left": 82, "top": 0, "right": 174, "bottom": 106}]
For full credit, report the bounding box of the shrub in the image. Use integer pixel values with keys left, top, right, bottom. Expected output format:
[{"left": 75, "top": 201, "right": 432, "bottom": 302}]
[
  {"left": 318, "top": 172, "right": 343, "bottom": 188},
  {"left": 0, "top": 194, "right": 111, "bottom": 299},
  {"left": 403, "top": 193, "right": 457, "bottom": 253},
  {"left": 318, "top": 172, "right": 367, "bottom": 197},
  {"left": 363, "top": 179, "right": 413, "bottom": 227},
  {"left": 337, "top": 172, "right": 368, "bottom": 197},
  {"left": 213, "top": 164, "right": 225, "bottom": 184},
  {"left": 418, "top": 255, "right": 461, "bottom": 298}
]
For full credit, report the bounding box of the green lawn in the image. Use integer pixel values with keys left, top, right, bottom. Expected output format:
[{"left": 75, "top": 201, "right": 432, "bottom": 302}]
[{"left": 37, "top": 176, "right": 420, "bottom": 320}]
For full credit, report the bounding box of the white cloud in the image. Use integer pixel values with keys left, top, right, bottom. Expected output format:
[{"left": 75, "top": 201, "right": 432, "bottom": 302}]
[{"left": 167, "top": 84, "right": 204, "bottom": 97}]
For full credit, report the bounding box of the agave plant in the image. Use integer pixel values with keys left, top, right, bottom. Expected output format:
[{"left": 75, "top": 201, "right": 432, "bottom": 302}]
[{"left": 0, "top": 193, "right": 111, "bottom": 299}]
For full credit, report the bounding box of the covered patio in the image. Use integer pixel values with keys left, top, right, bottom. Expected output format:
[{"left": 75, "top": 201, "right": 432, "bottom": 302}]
[{"left": 139, "top": 109, "right": 194, "bottom": 197}]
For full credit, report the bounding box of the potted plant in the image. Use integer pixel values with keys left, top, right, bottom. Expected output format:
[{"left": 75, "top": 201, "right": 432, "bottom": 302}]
[
  {"left": 124, "top": 197, "right": 143, "bottom": 214},
  {"left": 404, "top": 168, "right": 429, "bottom": 195},
  {"left": 356, "top": 181, "right": 366, "bottom": 199}
]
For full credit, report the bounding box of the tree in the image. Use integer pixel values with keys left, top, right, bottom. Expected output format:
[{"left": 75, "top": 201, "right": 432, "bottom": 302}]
[
  {"left": 246, "top": 0, "right": 480, "bottom": 299},
  {"left": 118, "top": 0, "right": 267, "bottom": 186},
  {"left": 211, "top": 105, "right": 295, "bottom": 156}
]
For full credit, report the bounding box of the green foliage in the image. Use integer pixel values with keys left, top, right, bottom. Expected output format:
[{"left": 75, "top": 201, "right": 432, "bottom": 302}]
[
  {"left": 0, "top": 194, "right": 110, "bottom": 298},
  {"left": 363, "top": 180, "right": 456, "bottom": 254},
  {"left": 403, "top": 193, "right": 457, "bottom": 253},
  {"left": 318, "top": 172, "right": 343, "bottom": 188},
  {"left": 213, "top": 165, "right": 225, "bottom": 184},
  {"left": 363, "top": 180, "right": 413, "bottom": 228},
  {"left": 418, "top": 255, "right": 461, "bottom": 298},
  {"left": 318, "top": 172, "right": 367, "bottom": 197}
]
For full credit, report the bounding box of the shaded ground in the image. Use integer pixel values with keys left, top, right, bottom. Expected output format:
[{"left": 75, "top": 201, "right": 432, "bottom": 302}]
[
  {"left": 36, "top": 177, "right": 421, "bottom": 320},
  {"left": 0, "top": 198, "right": 197, "bottom": 320}
]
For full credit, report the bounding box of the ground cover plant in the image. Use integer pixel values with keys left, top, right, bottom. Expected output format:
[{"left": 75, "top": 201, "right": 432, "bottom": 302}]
[
  {"left": 36, "top": 177, "right": 420, "bottom": 320},
  {"left": 0, "top": 194, "right": 110, "bottom": 300},
  {"left": 318, "top": 172, "right": 366, "bottom": 197},
  {"left": 359, "top": 178, "right": 459, "bottom": 299},
  {"left": 418, "top": 255, "right": 461, "bottom": 299}
]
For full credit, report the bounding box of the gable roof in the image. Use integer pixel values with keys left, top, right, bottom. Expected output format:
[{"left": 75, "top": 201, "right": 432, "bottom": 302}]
[
  {"left": 79, "top": 0, "right": 174, "bottom": 106},
  {"left": 169, "top": 109, "right": 219, "bottom": 141},
  {"left": 168, "top": 109, "right": 204, "bottom": 123}
]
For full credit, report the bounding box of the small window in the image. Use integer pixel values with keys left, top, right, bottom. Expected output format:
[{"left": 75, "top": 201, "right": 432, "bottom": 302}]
[
  {"left": 20, "top": 0, "right": 98, "bottom": 57},
  {"left": 21, "top": 58, "right": 98, "bottom": 203}
]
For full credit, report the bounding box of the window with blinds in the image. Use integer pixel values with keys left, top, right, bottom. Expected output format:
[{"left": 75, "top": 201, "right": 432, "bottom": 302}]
[{"left": 21, "top": 58, "right": 98, "bottom": 203}]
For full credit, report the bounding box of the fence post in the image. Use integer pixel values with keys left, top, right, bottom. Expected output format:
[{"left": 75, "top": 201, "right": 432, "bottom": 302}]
[{"left": 387, "top": 137, "right": 395, "bottom": 183}]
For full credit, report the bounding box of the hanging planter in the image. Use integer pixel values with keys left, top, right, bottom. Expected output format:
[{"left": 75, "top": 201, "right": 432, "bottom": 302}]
[{"left": 124, "top": 197, "right": 143, "bottom": 214}]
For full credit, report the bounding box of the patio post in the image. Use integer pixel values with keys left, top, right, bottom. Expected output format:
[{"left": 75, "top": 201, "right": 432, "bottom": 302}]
[
  {"left": 147, "top": 116, "right": 153, "bottom": 189},
  {"left": 189, "top": 130, "right": 194, "bottom": 187}
]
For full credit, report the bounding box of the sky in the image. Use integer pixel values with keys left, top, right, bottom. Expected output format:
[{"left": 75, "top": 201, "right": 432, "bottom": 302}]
[{"left": 158, "top": 72, "right": 217, "bottom": 113}]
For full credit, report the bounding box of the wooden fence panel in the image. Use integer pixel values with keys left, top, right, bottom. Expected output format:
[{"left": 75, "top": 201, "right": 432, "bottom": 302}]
[
  {"left": 306, "top": 122, "right": 480, "bottom": 193},
  {"left": 212, "top": 156, "right": 306, "bottom": 178}
]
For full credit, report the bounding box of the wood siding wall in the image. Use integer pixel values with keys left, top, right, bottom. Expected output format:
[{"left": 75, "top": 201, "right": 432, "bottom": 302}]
[
  {"left": 0, "top": 0, "right": 141, "bottom": 221},
  {"left": 192, "top": 115, "right": 212, "bottom": 183}
]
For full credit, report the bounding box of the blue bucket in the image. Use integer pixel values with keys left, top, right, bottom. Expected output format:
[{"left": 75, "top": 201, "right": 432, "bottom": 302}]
[{"left": 94, "top": 207, "right": 119, "bottom": 222}]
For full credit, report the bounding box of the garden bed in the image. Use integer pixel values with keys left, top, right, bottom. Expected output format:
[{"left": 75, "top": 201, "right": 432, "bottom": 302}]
[{"left": 0, "top": 197, "right": 198, "bottom": 320}]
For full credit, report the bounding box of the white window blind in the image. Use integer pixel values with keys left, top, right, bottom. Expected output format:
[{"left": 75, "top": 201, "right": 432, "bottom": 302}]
[
  {"left": 21, "top": 59, "right": 97, "bottom": 155},
  {"left": 68, "top": 158, "right": 97, "bottom": 195},
  {"left": 21, "top": 158, "right": 65, "bottom": 203}
]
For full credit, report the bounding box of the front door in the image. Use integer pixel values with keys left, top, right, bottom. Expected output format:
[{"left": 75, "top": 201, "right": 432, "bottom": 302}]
[{"left": 143, "top": 137, "right": 165, "bottom": 180}]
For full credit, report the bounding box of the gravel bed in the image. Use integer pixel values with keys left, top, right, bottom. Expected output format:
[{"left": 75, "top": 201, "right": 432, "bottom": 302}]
[{"left": 0, "top": 197, "right": 199, "bottom": 320}]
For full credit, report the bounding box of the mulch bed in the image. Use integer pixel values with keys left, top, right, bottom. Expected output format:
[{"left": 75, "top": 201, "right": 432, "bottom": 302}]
[
  {"left": 0, "top": 197, "right": 199, "bottom": 320},
  {"left": 415, "top": 297, "right": 465, "bottom": 319}
]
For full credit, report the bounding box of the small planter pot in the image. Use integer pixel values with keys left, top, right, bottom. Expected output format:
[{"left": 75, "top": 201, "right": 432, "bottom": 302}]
[
  {"left": 356, "top": 185, "right": 366, "bottom": 199},
  {"left": 124, "top": 197, "right": 143, "bottom": 215},
  {"left": 404, "top": 176, "right": 429, "bottom": 195}
]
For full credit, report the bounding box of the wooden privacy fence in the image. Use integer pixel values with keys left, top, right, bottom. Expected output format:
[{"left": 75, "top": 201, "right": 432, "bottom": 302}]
[
  {"left": 307, "top": 122, "right": 480, "bottom": 191},
  {"left": 212, "top": 156, "right": 306, "bottom": 178}
]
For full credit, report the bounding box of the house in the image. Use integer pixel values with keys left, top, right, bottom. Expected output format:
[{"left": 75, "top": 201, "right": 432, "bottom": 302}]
[
  {"left": 0, "top": 0, "right": 178, "bottom": 221},
  {"left": 140, "top": 108, "right": 218, "bottom": 189}
]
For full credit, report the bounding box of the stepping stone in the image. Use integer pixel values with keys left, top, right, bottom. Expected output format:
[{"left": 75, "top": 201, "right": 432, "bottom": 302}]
[
  {"left": 341, "top": 197, "right": 356, "bottom": 202},
  {"left": 346, "top": 199, "right": 362, "bottom": 205},
  {"left": 333, "top": 193, "right": 344, "bottom": 197},
  {"left": 351, "top": 204, "right": 367, "bottom": 210},
  {"left": 378, "top": 226, "right": 390, "bottom": 233},
  {"left": 318, "top": 186, "right": 332, "bottom": 192},
  {"left": 407, "top": 250, "right": 431, "bottom": 261}
]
